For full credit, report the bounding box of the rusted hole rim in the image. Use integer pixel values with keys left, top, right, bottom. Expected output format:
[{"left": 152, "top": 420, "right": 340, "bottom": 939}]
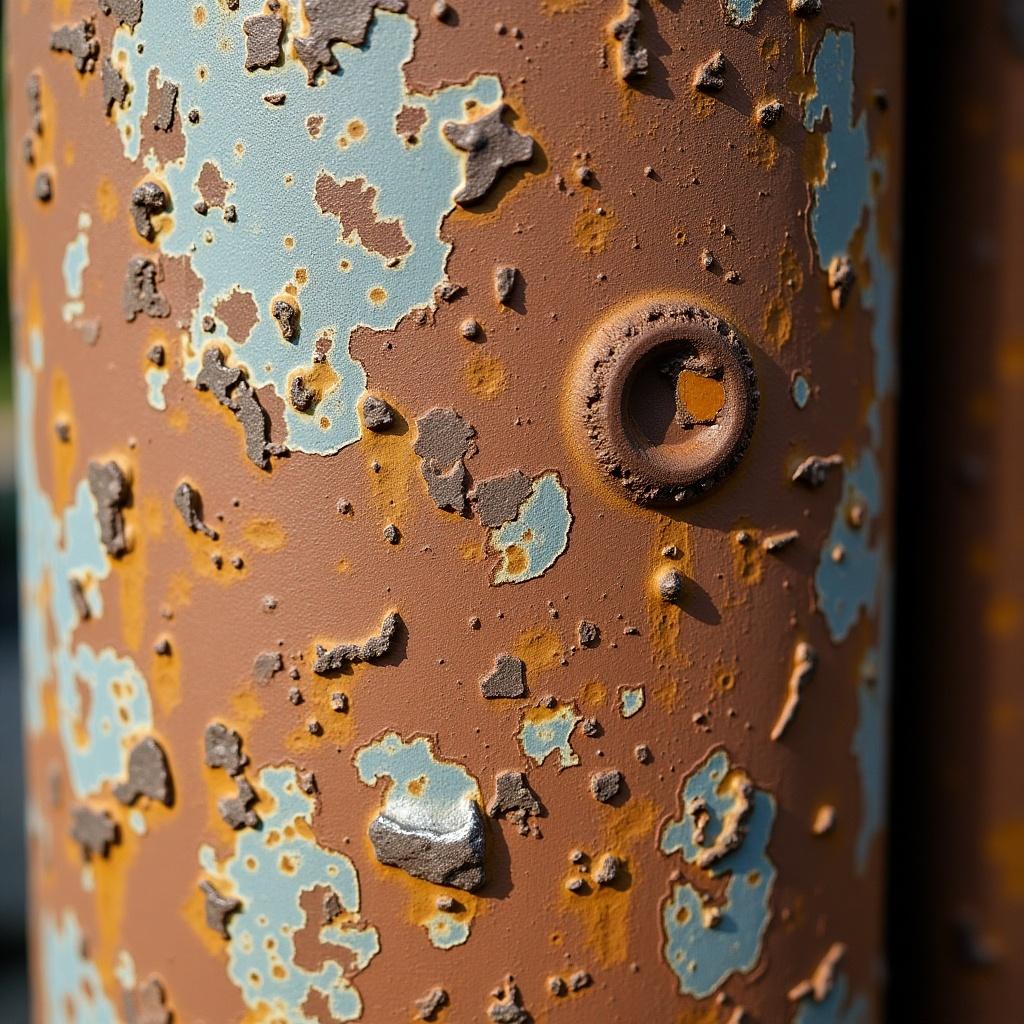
[{"left": 577, "top": 301, "right": 759, "bottom": 506}]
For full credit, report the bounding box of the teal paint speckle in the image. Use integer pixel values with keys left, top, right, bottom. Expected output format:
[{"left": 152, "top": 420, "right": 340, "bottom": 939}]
[
  {"left": 723, "top": 0, "right": 763, "bottom": 25},
  {"left": 423, "top": 908, "right": 471, "bottom": 949},
  {"left": 619, "top": 685, "right": 645, "bottom": 719},
  {"left": 517, "top": 702, "right": 581, "bottom": 768},
  {"left": 114, "top": 4, "right": 503, "bottom": 455},
  {"left": 355, "top": 731, "right": 480, "bottom": 836},
  {"left": 491, "top": 472, "right": 571, "bottom": 585},
  {"left": 145, "top": 365, "right": 170, "bottom": 410},
  {"left": 61, "top": 212, "right": 90, "bottom": 323},
  {"left": 16, "top": 341, "right": 153, "bottom": 798},
  {"left": 659, "top": 750, "right": 776, "bottom": 998},
  {"left": 805, "top": 30, "right": 896, "bottom": 422},
  {"left": 792, "top": 373, "right": 811, "bottom": 409},
  {"left": 200, "top": 765, "right": 379, "bottom": 1021},
  {"left": 792, "top": 973, "right": 869, "bottom": 1024},
  {"left": 42, "top": 909, "right": 119, "bottom": 1024},
  {"left": 814, "top": 450, "right": 882, "bottom": 643}
]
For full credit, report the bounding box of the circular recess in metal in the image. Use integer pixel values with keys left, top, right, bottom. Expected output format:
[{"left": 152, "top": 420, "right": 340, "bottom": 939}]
[{"left": 576, "top": 300, "right": 758, "bottom": 506}]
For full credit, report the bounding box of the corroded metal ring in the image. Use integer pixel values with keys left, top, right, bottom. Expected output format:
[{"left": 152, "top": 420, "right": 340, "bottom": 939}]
[{"left": 576, "top": 300, "right": 758, "bottom": 506}]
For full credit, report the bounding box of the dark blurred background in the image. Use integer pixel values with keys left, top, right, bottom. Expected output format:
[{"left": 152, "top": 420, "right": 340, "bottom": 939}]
[{"left": 0, "top": 5, "right": 28, "bottom": 1020}]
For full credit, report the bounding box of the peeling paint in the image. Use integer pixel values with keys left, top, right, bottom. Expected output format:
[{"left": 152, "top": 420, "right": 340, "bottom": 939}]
[
  {"left": 113, "top": 5, "right": 504, "bottom": 455},
  {"left": 518, "top": 701, "right": 581, "bottom": 768},
  {"left": 489, "top": 471, "right": 571, "bottom": 585},
  {"left": 659, "top": 750, "right": 776, "bottom": 997},
  {"left": 199, "top": 765, "right": 379, "bottom": 1021}
]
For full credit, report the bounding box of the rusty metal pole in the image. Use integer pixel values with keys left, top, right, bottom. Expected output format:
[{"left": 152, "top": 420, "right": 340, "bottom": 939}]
[{"left": 8, "top": 1, "right": 901, "bottom": 1021}]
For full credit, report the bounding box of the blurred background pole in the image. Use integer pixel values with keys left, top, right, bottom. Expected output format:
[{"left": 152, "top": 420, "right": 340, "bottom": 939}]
[
  {"left": 6, "top": 2, "right": 907, "bottom": 1022},
  {"left": 892, "top": 0, "right": 1024, "bottom": 1018}
]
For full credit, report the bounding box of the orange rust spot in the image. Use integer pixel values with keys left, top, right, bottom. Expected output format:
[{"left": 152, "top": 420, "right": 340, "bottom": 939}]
[
  {"left": 48, "top": 368, "right": 76, "bottom": 511},
  {"left": 460, "top": 540, "right": 485, "bottom": 562},
  {"left": 243, "top": 517, "right": 287, "bottom": 553},
  {"left": 464, "top": 352, "right": 508, "bottom": 400},
  {"left": 746, "top": 123, "right": 779, "bottom": 171},
  {"left": 150, "top": 645, "right": 181, "bottom": 715},
  {"left": 763, "top": 243, "right": 804, "bottom": 351},
  {"left": 579, "top": 678, "right": 607, "bottom": 711},
  {"left": 96, "top": 177, "right": 119, "bottom": 222},
  {"left": 502, "top": 544, "right": 528, "bottom": 578},
  {"left": 691, "top": 90, "right": 716, "bottom": 120},
  {"left": 513, "top": 626, "right": 563, "bottom": 677},
  {"left": 573, "top": 207, "right": 616, "bottom": 255},
  {"left": 368, "top": 286, "right": 387, "bottom": 305},
  {"left": 677, "top": 371, "right": 725, "bottom": 423},
  {"left": 565, "top": 798, "right": 659, "bottom": 968}
]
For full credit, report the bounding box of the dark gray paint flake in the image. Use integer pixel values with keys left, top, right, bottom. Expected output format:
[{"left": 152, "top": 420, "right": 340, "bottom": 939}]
[
  {"left": 114, "top": 737, "right": 173, "bottom": 806},
  {"left": 88, "top": 460, "right": 131, "bottom": 558},
  {"left": 314, "top": 611, "right": 401, "bottom": 673},
  {"left": 443, "top": 105, "right": 535, "bottom": 206}
]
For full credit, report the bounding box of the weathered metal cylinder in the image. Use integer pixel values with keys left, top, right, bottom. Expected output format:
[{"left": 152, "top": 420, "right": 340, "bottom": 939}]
[{"left": 9, "top": 1, "right": 901, "bottom": 1021}]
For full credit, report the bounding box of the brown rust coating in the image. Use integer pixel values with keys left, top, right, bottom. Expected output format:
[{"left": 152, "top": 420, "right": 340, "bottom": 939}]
[{"left": 9, "top": 1, "right": 902, "bottom": 1021}]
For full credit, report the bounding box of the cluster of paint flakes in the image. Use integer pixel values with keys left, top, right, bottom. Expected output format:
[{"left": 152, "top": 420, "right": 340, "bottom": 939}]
[
  {"left": 199, "top": 765, "right": 379, "bottom": 1021},
  {"left": 17, "top": 333, "right": 153, "bottom": 799},
  {"left": 111, "top": 2, "right": 504, "bottom": 455}
]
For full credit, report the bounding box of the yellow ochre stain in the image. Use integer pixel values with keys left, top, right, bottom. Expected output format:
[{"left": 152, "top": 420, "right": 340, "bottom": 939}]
[
  {"left": 573, "top": 207, "right": 616, "bottom": 255},
  {"left": 96, "top": 178, "right": 120, "bottom": 222},
  {"left": 243, "top": 517, "right": 287, "bottom": 553},
  {"left": 48, "top": 368, "right": 76, "bottom": 512},
  {"left": 464, "top": 352, "right": 508, "bottom": 400},
  {"left": 513, "top": 626, "right": 562, "bottom": 676}
]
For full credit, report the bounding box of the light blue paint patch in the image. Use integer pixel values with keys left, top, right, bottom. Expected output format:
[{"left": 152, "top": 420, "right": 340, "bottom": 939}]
[
  {"left": 56, "top": 644, "right": 153, "bottom": 799},
  {"left": 145, "top": 366, "right": 170, "bottom": 410},
  {"left": 355, "top": 732, "right": 480, "bottom": 834},
  {"left": 792, "top": 373, "right": 811, "bottom": 409},
  {"left": 852, "top": 577, "right": 893, "bottom": 875},
  {"left": 62, "top": 212, "right": 91, "bottom": 323},
  {"left": 423, "top": 909, "right": 470, "bottom": 949},
  {"left": 42, "top": 909, "right": 119, "bottom": 1024},
  {"left": 491, "top": 472, "right": 571, "bottom": 585},
  {"left": 619, "top": 686, "right": 645, "bottom": 719},
  {"left": 16, "top": 345, "right": 154, "bottom": 797},
  {"left": 200, "top": 765, "right": 379, "bottom": 1021},
  {"left": 723, "top": 0, "right": 763, "bottom": 25},
  {"left": 114, "top": 5, "right": 503, "bottom": 455},
  {"left": 129, "top": 809, "right": 148, "bottom": 836},
  {"left": 659, "top": 750, "right": 776, "bottom": 998},
  {"left": 814, "top": 450, "right": 882, "bottom": 643},
  {"left": 805, "top": 30, "right": 897, "bottom": 419},
  {"left": 792, "top": 973, "right": 869, "bottom": 1024},
  {"left": 518, "top": 702, "right": 581, "bottom": 768}
]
